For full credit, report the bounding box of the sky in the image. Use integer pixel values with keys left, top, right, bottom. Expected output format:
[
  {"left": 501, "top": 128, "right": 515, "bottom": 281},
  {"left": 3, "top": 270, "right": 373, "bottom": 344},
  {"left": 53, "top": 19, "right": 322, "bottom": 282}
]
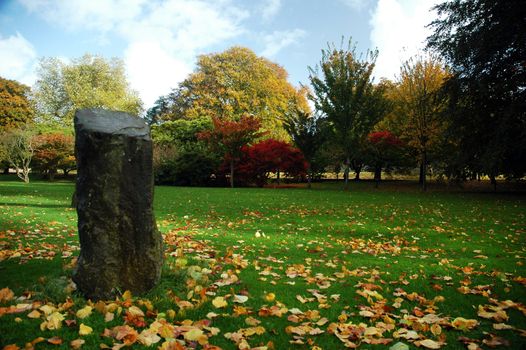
[{"left": 0, "top": 0, "right": 440, "bottom": 109}]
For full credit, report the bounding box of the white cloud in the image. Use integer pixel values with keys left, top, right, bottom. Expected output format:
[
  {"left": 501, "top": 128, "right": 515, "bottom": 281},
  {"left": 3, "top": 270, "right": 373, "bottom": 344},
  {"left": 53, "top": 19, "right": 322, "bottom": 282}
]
[
  {"left": 369, "top": 0, "right": 439, "bottom": 80},
  {"left": 261, "top": 0, "right": 281, "bottom": 21},
  {"left": 261, "top": 29, "right": 306, "bottom": 58},
  {"left": 0, "top": 32, "right": 37, "bottom": 85},
  {"left": 17, "top": 0, "right": 249, "bottom": 108},
  {"left": 124, "top": 41, "right": 191, "bottom": 107}
]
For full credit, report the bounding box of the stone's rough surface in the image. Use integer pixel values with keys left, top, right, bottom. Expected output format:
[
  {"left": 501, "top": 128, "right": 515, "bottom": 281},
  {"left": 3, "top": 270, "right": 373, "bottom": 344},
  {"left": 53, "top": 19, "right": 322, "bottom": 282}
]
[{"left": 73, "top": 108, "right": 163, "bottom": 300}]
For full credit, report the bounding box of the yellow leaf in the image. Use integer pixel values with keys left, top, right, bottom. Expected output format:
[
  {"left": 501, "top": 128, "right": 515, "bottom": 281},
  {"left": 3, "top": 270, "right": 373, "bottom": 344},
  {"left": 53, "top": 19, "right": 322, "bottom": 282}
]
[
  {"left": 39, "top": 305, "right": 56, "bottom": 316},
  {"left": 264, "top": 293, "right": 275, "bottom": 302},
  {"left": 79, "top": 323, "right": 93, "bottom": 335},
  {"left": 493, "top": 323, "right": 514, "bottom": 330},
  {"left": 27, "top": 310, "right": 41, "bottom": 319},
  {"left": 420, "top": 339, "right": 442, "bottom": 349},
  {"left": 451, "top": 317, "right": 478, "bottom": 331},
  {"left": 76, "top": 306, "right": 92, "bottom": 319},
  {"left": 46, "top": 312, "right": 65, "bottom": 330},
  {"left": 127, "top": 306, "right": 144, "bottom": 317},
  {"left": 122, "top": 290, "right": 133, "bottom": 300},
  {"left": 104, "top": 312, "right": 114, "bottom": 322},
  {"left": 212, "top": 296, "right": 228, "bottom": 308},
  {"left": 70, "top": 339, "right": 85, "bottom": 349},
  {"left": 184, "top": 328, "right": 204, "bottom": 341},
  {"left": 138, "top": 329, "right": 161, "bottom": 346}
]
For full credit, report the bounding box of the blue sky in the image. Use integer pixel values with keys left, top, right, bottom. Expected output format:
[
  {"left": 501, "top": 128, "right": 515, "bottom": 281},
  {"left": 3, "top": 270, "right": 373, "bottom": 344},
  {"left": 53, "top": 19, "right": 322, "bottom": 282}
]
[{"left": 0, "top": 0, "right": 439, "bottom": 109}]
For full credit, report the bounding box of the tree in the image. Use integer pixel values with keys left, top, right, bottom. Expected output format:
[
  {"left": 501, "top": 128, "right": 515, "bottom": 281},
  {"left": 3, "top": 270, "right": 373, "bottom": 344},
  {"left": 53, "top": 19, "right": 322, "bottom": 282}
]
[
  {"left": 151, "top": 117, "right": 219, "bottom": 186},
  {"left": 32, "top": 133, "right": 75, "bottom": 180},
  {"left": 0, "top": 127, "right": 35, "bottom": 183},
  {"left": 198, "top": 114, "right": 264, "bottom": 188},
  {"left": 235, "top": 139, "right": 307, "bottom": 187},
  {"left": 389, "top": 55, "right": 449, "bottom": 191},
  {"left": 427, "top": 0, "right": 526, "bottom": 184},
  {"left": 284, "top": 110, "right": 328, "bottom": 188},
  {"left": 0, "top": 77, "right": 34, "bottom": 130},
  {"left": 32, "top": 54, "right": 142, "bottom": 127},
  {"left": 366, "top": 131, "right": 404, "bottom": 187},
  {"left": 308, "top": 40, "right": 385, "bottom": 189},
  {"left": 160, "top": 47, "right": 309, "bottom": 140}
]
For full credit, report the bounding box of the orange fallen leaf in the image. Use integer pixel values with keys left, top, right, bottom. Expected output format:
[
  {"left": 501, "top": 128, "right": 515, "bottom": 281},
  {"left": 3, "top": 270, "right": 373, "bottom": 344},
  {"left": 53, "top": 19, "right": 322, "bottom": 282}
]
[{"left": 47, "top": 337, "right": 63, "bottom": 345}]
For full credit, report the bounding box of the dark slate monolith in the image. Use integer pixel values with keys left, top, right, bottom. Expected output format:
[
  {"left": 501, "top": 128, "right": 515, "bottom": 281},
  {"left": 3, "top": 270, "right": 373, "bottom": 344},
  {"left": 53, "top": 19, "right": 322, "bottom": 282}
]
[{"left": 73, "top": 108, "right": 163, "bottom": 300}]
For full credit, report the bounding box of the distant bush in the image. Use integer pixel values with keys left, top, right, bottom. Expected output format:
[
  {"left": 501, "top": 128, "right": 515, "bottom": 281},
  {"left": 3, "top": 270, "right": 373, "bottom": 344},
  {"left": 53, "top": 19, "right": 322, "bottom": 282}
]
[
  {"left": 32, "top": 133, "right": 75, "bottom": 180},
  {"left": 154, "top": 144, "right": 219, "bottom": 186}
]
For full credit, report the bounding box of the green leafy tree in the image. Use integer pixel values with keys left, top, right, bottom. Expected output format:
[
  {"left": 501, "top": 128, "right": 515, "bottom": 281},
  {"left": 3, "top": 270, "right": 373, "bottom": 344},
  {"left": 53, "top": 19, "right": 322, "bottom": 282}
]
[
  {"left": 32, "top": 54, "right": 142, "bottom": 127},
  {"left": 198, "top": 114, "right": 264, "bottom": 188},
  {"left": 160, "top": 47, "right": 309, "bottom": 140},
  {"left": 151, "top": 117, "right": 219, "bottom": 186},
  {"left": 284, "top": 111, "right": 328, "bottom": 188},
  {"left": 308, "top": 40, "right": 385, "bottom": 189},
  {"left": 427, "top": 0, "right": 526, "bottom": 184},
  {"left": 388, "top": 55, "right": 449, "bottom": 191}
]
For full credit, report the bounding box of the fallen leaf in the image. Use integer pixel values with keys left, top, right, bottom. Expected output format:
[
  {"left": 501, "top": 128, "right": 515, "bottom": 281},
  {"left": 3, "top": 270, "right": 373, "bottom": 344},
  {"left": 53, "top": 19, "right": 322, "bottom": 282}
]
[
  {"left": 233, "top": 295, "right": 249, "bottom": 304},
  {"left": 76, "top": 306, "right": 92, "bottom": 319},
  {"left": 419, "top": 339, "right": 442, "bottom": 349},
  {"left": 27, "top": 310, "right": 41, "bottom": 319},
  {"left": 0, "top": 288, "right": 15, "bottom": 302},
  {"left": 127, "top": 306, "right": 144, "bottom": 317},
  {"left": 212, "top": 296, "right": 228, "bottom": 308},
  {"left": 79, "top": 323, "right": 93, "bottom": 335},
  {"left": 47, "top": 336, "right": 63, "bottom": 345},
  {"left": 70, "top": 339, "right": 85, "bottom": 349}
]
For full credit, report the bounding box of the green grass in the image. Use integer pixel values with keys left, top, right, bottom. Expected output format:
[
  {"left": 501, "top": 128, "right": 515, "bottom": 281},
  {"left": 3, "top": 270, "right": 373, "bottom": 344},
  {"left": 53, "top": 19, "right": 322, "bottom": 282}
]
[{"left": 0, "top": 176, "right": 525, "bottom": 349}]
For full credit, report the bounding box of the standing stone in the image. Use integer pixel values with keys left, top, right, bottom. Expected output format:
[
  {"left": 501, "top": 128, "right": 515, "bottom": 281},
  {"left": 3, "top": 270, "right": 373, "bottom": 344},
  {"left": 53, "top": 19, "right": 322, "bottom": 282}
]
[{"left": 73, "top": 108, "right": 163, "bottom": 300}]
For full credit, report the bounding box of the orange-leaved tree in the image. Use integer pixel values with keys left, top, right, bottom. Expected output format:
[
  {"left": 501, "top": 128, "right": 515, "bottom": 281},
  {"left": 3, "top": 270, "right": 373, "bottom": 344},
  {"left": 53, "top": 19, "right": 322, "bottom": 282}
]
[{"left": 198, "top": 114, "right": 264, "bottom": 188}]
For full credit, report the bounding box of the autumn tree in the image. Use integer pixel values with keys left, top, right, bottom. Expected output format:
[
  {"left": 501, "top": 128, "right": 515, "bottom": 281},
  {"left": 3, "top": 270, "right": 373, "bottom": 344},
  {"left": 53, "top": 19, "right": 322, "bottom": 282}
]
[
  {"left": 198, "top": 114, "right": 264, "bottom": 188},
  {"left": 427, "top": 0, "right": 526, "bottom": 183},
  {"left": 309, "top": 40, "right": 386, "bottom": 189},
  {"left": 158, "top": 47, "right": 309, "bottom": 140},
  {"left": 32, "top": 55, "right": 142, "bottom": 127},
  {"left": 236, "top": 139, "right": 307, "bottom": 187},
  {"left": 32, "top": 133, "right": 75, "bottom": 180},
  {"left": 0, "top": 77, "right": 34, "bottom": 130}
]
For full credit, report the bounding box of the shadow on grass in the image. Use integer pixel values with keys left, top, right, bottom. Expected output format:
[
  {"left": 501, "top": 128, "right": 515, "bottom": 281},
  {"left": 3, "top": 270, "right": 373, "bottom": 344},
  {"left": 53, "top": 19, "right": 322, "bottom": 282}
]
[{"left": 0, "top": 202, "right": 69, "bottom": 209}]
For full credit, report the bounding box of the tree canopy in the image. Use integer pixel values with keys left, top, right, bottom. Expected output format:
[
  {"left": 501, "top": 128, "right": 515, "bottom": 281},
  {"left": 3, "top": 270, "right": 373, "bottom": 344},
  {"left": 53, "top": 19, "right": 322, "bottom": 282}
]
[
  {"left": 388, "top": 55, "right": 449, "bottom": 190},
  {"left": 308, "top": 40, "right": 386, "bottom": 188},
  {"left": 0, "top": 77, "right": 34, "bottom": 130},
  {"left": 32, "top": 54, "right": 142, "bottom": 127},
  {"left": 153, "top": 46, "right": 309, "bottom": 140},
  {"left": 427, "top": 0, "right": 526, "bottom": 179}
]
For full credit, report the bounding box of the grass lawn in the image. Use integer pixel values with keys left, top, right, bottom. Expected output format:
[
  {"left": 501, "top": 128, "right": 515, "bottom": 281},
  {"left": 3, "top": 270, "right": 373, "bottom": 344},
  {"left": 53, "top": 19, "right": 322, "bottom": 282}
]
[{"left": 0, "top": 177, "right": 525, "bottom": 349}]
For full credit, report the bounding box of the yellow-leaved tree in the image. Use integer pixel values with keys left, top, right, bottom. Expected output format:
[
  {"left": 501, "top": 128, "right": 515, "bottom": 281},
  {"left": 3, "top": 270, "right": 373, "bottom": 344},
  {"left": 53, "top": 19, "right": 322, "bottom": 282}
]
[{"left": 155, "top": 47, "right": 309, "bottom": 141}]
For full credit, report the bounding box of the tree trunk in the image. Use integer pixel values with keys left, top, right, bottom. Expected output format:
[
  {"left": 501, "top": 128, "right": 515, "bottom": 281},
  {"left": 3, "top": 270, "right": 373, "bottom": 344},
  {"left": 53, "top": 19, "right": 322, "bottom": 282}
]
[
  {"left": 344, "top": 157, "right": 350, "bottom": 190},
  {"left": 353, "top": 163, "right": 362, "bottom": 181},
  {"left": 421, "top": 150, "right": 427, "bottom": 191},
  {"left": 307, "top": 167, "right": 312, "bottom": 189},
  {"left": 276, "top": 169, "right": 280, "bottom": 186},
  {"left": 230, "top": 158, "right": 234, "bottom": 188},
  {"left": 374, "top": 165, "right": 382, "bottom": 188},
  {"left": 490, "top": 174, "right": 497, "bottom": 192},
  {"left": 3, "top": 167, "right": 9, "bottom": 174}
]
